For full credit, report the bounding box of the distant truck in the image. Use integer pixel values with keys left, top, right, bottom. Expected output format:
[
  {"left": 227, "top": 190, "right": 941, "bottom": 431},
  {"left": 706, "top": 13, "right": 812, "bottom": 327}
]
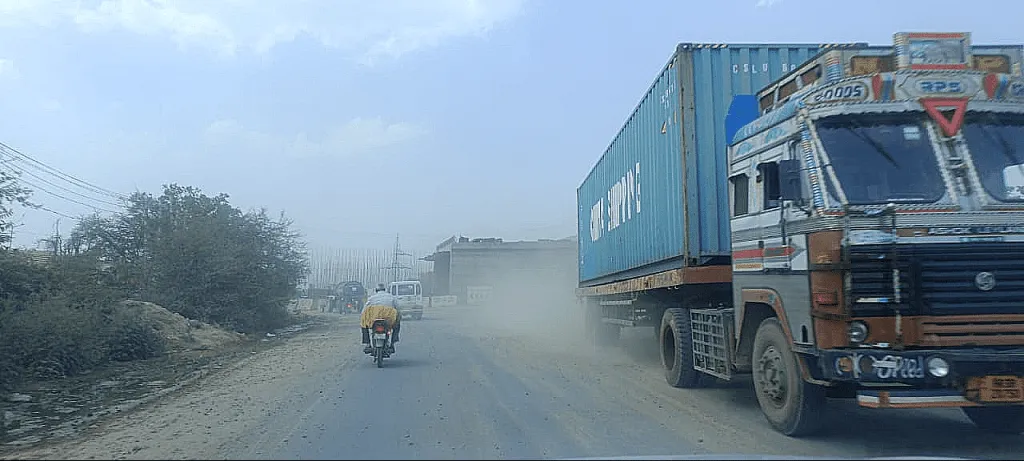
[
  {"left": 337, "top": 281, "right": 366, "bottom": 314},
  {"left": 576, "top": 32, "right": 1024, "bottom": 436},
  {"left": 390, "top": 280, "right": 424, "bottom": 320}
]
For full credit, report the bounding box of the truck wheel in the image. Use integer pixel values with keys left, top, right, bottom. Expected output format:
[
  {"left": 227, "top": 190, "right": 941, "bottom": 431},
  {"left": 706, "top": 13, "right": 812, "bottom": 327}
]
[
  {"left": 660, "top": 308, "right": 706, "bottom": 388},
  {"left": 963, "top": 406, "right": 1024, "bottom": 434},
  {"left": 751, "top": 318, "right": 826, "bottom": 437}
]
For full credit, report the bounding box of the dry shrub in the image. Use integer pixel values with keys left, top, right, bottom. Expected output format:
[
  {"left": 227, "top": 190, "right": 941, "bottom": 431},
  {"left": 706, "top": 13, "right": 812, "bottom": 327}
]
[{"left": 0, "top": 296, "right": 166, "bottom": 390}]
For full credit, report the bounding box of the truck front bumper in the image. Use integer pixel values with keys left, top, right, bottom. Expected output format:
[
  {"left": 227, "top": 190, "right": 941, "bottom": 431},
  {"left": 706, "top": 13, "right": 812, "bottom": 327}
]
[{"left": 816, "top": 347, "right": 1024, "bottom": 409}]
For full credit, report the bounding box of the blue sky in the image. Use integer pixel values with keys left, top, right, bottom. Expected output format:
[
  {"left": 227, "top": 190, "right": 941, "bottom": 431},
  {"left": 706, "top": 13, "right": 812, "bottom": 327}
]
[{"left": 0, "top": 0, "right": 1020, "bottom": 253}]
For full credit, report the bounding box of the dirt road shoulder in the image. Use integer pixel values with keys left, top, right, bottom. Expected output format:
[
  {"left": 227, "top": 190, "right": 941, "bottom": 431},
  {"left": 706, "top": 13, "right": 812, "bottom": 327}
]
[{"left": 3, "top": 313, "right": 358, "bottom": 460}]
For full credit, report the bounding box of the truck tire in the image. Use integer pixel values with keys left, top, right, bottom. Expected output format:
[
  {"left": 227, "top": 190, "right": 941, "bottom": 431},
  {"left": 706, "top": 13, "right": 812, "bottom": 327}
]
[
  {"left": 751, "top": 317, "right": 826, "bottom": 437},
  {"left": 962, "top": 406, "right": 1024, "bottom": 434},
  {"left": 660, "top": 308, "right": 707, "bottom": 388}
]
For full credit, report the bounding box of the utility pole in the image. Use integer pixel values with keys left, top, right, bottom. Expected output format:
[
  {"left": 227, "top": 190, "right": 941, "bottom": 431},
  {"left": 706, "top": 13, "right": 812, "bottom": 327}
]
[
  {"left": 7, "top": 211, "right": 25, "bottom": 250},
  {"left": 383, "top": 234, "right": 412, "bottom": 283},
  {"left": 51, "top": 218, "right": 61, "bottom": 257}
]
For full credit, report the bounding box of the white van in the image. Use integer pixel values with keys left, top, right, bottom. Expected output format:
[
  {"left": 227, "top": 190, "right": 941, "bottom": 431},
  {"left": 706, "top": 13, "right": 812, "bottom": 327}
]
[{"left": 389, "top": 280, "right": 424, "bottom": 320}]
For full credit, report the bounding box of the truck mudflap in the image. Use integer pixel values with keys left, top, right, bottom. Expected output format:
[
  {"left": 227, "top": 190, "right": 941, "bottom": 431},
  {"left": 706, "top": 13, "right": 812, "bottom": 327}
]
[{"left": 818, "top": 348, "right": 1024, "bottom": 409}]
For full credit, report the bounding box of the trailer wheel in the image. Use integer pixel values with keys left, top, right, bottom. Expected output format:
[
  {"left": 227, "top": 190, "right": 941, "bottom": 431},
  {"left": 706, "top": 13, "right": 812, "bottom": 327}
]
[
  {"left": 660, "top": 308, "right": 706, "bottom": 388},
  {"left": 962, "top": 406, "right": 1024, "bottom": 434},
  {"left": 751, "top": 318, "right": 826, "bottom": 437}
]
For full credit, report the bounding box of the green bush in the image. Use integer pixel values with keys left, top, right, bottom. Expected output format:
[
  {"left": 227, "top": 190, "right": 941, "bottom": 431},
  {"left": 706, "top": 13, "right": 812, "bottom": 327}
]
[
  {"left": 0, "top": 294, "right": 167, "bottom": 390},
  {"left": 0, "top": 182, "right": 307, "bottom": 390},
  {"left": 106, "top": 309, "right": 166, "bottom": 362},
  {"left": 70, "top": 185, "right": 308, "bottom": 334},
  {"left": 0, "top": 251, "right": 56, "bottom": 305}
]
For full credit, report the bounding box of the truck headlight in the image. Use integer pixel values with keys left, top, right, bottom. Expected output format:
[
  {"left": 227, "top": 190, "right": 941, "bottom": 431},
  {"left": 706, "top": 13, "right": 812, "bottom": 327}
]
[
  {"left": 848, "top": 321, "right": 869, "bottom": 344},
  {"left": 927, "top": 357, "right": 950, "bottom": 377}
]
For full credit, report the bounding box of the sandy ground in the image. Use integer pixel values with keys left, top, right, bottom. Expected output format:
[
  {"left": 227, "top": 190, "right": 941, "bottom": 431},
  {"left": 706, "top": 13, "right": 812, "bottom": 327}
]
[
  {"left": 0, "top": 310, "right": 323, "bottom": 460},
  {"left": 3, "top": 306, "right": 1024, "bottom": 460}
]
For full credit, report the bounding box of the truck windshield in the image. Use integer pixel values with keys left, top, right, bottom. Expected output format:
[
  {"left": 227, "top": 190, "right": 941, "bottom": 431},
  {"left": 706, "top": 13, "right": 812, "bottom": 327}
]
[
  {"left": 395, "top": 284, "right": 416, "bottom": 295},
  {"left": 961, "top": 113, "right": 1024, "bottom": 202},
  {"left": 815, "top": 115, "right": 947, "bottom": 205}
]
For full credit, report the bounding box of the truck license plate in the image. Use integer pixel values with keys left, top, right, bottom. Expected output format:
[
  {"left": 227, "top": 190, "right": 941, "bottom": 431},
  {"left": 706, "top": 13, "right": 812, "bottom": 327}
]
[{"left": 972, "top": 376, "right": 1024, "bottom": 403}]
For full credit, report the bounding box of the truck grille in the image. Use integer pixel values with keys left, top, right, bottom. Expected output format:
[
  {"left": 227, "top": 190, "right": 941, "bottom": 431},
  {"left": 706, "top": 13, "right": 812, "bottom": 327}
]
[
  {"left": 847, "top": 242, "right": 1024, "bottom": 317},
  {"left": 918, "top": 315, "right": 1024, "bottom": 347}
]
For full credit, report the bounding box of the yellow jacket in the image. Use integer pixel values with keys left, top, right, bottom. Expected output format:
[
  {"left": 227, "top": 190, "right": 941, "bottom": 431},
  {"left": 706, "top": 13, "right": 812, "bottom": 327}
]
[{"left": 361, "top": 304, "right": 400, "bottom": 329}]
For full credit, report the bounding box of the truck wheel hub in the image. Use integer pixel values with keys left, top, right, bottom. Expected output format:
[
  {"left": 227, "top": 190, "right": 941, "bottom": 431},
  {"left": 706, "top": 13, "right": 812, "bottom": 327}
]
[{"left": 757, "top": 345, "right": 787, "bottom": 405}]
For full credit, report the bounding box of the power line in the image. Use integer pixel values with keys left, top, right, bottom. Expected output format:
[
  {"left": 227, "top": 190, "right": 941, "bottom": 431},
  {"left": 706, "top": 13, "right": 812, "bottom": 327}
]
[
  {"left": 0, "top": 141, "right": 126, "bottom": 201},
  {"left": 0, "top": 152, "right": 122, "bottom": 208},
  {"left": 12, "top": 175, "right": 118, "bottom": 214},
  {"left": 0, "top": 140, "right": 126, "bottom": 250},
  {"left": 38, "top": 206, "right": 79, "bottom": 220},
  {"left": 0, "top": 141, "right": 123, "bottom": 214}
]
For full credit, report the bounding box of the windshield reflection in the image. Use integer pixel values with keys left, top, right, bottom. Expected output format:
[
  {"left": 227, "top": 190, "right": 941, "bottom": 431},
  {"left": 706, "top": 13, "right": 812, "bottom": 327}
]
[
  {"left": 962, "top": 114, "right": 1024, "bottom": 202},
  {"left": 816, "top": 115, "right": 947, "bottom": 205}
]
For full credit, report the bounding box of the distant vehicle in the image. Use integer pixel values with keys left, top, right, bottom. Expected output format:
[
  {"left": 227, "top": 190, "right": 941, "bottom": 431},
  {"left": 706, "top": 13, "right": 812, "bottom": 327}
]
[
  {"left": 390, "top": 280, "right": 424, "bottom": 320},
  {"left": 337, "top": 281, "right": 367, "bottom": 314}
]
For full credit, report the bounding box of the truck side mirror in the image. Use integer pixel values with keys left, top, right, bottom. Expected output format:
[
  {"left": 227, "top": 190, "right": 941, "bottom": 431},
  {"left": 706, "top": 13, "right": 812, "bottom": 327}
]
[{"left": 778, "top": 158, "right": 804, "bottom": 203}]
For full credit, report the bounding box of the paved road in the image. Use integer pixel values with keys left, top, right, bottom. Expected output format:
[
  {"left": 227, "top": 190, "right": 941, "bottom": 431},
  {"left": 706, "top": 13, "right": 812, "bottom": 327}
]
[
  {"left": 216, "top": 306, "right": 1024, "bottom": 460},
  {"left": 18, "top": 306, "right": 1023, "bottom": 460},
  {"left": 220, "top": 308, "right": 704, "bottom": 459}
]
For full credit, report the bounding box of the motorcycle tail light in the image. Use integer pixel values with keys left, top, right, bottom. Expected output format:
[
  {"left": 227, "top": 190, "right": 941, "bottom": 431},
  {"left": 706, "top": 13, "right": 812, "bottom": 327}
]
[{"left": 374, "top": 325, "right": 386, "bottom": 333}]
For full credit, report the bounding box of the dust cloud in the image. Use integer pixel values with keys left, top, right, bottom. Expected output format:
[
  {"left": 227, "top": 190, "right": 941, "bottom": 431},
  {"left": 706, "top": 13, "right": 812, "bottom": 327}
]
[
  {"left": 462, "top": 250, "right": 589, "bottom": 350},
  {"left": 448, "top": 247, "right": 664, "bottom": 369}
]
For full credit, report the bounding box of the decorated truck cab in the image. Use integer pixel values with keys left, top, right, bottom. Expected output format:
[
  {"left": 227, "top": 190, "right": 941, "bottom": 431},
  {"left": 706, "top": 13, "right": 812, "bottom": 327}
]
[{"left": 728, "top": 32, "right": 1024, "bottom": 433}]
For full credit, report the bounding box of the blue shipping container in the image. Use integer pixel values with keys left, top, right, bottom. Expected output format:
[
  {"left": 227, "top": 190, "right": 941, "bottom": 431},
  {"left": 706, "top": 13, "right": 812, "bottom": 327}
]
[{"left": 578, "top": 42, "right": 859, "bottom": 286}]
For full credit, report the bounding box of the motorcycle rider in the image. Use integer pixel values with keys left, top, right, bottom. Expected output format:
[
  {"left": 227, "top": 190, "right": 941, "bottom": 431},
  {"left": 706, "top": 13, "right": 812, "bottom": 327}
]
[{"left": 361, "top": 283, "right": 401, "bottom": 354}]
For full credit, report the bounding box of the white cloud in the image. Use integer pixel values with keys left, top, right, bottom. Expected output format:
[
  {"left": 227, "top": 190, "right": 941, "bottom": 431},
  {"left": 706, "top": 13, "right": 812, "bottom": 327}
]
[
  {"left": 0, "top": 0, "right": 525, "bottom": 62},
  {"left": 204, "top": 117, "right": 429, "bottom": 159},
  {"left": 74, "top": 0, "right": 236, "bottom": 56},
  {"left": 755, "top": 0, "right": 782, "bottom": 7}
]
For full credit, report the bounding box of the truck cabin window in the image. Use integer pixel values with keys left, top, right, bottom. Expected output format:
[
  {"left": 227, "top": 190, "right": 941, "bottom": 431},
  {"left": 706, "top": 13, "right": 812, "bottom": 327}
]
[
  {"left": 396, "top": 284, "right": 416, "bottom": 296},
  {"left": 758, "top": 162, "right": 781, "bottom": 210},
  {"left": 961, "top": 114, "right": 1024, "bottom": 202},
  {"left": 759, "top": 94, "right": 774, "bottom": 114},
  {"left": 815, "top": 115, "right": 946, "bottom": 205},
  {"left": 730, "top": 174, "right": 749, "bottom": 216}
]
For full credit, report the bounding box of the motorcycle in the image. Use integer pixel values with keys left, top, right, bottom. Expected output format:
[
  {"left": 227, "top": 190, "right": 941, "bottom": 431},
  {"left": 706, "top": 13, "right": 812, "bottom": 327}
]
[
  {"left": 367, "top": 318, "right": 392, "bottom": 368},
  {"left": 342, "top": 298, "right": 362, "bottom": 314}
]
